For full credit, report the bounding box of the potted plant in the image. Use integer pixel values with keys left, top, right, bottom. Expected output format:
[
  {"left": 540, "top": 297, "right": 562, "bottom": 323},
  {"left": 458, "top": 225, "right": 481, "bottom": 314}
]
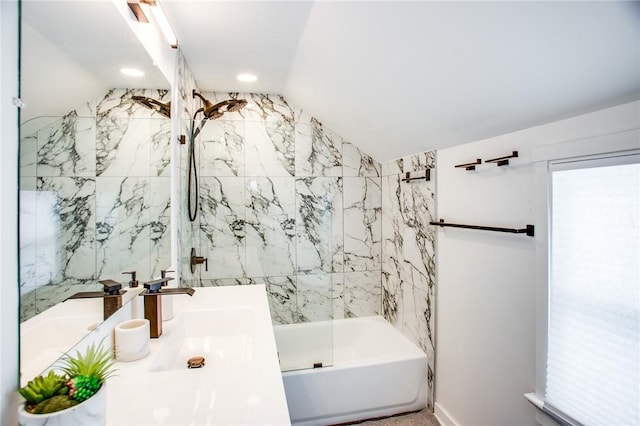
[{"left": 18, "top": 341, "right": 115, "bottom": 426}]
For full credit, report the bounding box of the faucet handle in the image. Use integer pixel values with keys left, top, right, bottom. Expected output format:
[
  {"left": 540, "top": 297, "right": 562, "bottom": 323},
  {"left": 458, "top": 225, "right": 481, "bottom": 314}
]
[
  {"left": 122, "top": 271, "right": 138, "bottom": 287},
  {"left": 190, "top": 248, "right": 208, "bottom": 273},
  {"left": 100, "top": 279, "right": 122, "bottom": 295},
  {"left": 142, "top": 277, "right": 174, "bottom": 294},
  {"left": 144, "top": 281, "right": 163, "bottom": 293},
  {"left": 160, "top": 269, "right": 175, "bottom": 284}
]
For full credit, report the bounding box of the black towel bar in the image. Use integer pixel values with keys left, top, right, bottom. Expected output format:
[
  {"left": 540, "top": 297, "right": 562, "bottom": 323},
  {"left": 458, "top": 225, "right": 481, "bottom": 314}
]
[
  {"left": 402, "top": 169, "right": 430, "bottom": 183},
  {"left": 485, "top": 151, "right": 518, "bottom": 167},
  {"left": 454, "top": 159, "right": 482, "bottom": 170},
  {"left": 429, "top": 219, "right": 534, "bottom": 237}
]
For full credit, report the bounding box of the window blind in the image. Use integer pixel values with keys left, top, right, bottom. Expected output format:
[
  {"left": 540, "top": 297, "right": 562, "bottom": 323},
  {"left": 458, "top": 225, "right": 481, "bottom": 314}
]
[{"left": 547, "top": 155, "right": 639, "bottom": 426}]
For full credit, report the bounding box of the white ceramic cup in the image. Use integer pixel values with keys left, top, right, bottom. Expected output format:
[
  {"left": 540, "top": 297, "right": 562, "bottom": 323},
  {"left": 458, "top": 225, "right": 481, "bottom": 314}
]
[{"left": 114, "top": 319, "right": 150, "bottom": 362}]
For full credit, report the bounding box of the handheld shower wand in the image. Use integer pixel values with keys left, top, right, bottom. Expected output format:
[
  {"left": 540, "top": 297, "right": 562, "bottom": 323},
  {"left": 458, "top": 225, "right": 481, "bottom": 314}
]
[{"left": 188, "top": 91, "right": 248, "bottom": 222}]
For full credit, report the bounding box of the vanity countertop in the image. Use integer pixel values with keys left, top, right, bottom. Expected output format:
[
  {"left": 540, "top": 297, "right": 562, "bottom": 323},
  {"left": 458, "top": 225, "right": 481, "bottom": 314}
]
[{"left": 105, "top": 285, "right": 290, "bottom": 426}]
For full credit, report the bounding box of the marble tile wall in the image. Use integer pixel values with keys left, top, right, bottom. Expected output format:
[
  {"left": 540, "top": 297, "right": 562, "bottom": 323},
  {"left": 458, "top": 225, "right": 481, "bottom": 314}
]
[
  {"left": 176, "top": 51, "right": 201, "bottom": 288},
  {"left": 381, "top": 151, "right": 436, "bottom": 408},
  {"left": 20, "top": 88, "right": 171, "bottom": 321},
  {"left": 191, "top": 92, "right": 383, "bottom": 325},
  {"left": 128, "top": 61, "right": 433, "bottom": 402}
]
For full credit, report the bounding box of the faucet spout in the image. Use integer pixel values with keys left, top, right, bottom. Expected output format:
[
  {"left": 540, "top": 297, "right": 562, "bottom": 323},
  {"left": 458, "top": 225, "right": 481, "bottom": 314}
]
[
  {"left": 140, "top": 278, "right": 195, "bottom": 338},
  {"left": 66, "top": 279, "right": 125, "bottom": 320}
]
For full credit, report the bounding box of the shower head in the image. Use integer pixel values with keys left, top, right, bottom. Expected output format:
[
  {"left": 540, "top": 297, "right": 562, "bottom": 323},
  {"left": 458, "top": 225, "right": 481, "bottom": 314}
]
[
  {"left": 192, "top": 91, "right": 248, "bottom": 120},
  {"left": 132, "top": 96, "right": 171, "bottom": 119},
  {"left": 225, "top": 99, "right": 248, "bottom": 113}
]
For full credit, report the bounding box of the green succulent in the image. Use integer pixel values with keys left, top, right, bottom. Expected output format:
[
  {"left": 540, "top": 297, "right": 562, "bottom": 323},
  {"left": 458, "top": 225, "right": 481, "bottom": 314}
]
[
  {"left": 19, "top": 370, "right": 68, "bottom": 405},
  {"left": 59, "top": 341, "right": 116, "bottom": 402},
  {"left": 31, "top": 395, "right": 79, "bottom": 414}
]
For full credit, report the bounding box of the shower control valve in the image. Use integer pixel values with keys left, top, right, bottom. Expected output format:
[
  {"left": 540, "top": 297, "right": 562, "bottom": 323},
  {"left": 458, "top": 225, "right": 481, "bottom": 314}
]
[{"left": 190, "top": 248, "right": 208, "bottom": 273}]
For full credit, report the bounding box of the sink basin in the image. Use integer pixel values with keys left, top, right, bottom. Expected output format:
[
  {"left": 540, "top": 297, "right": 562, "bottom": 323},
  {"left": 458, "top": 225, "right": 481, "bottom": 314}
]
[{"left": 150, "top": 308, "right": 255, "bottom": 372}]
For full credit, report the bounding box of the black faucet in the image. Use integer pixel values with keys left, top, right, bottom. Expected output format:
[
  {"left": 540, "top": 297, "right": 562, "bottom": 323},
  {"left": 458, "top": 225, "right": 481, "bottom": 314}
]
[
  {"left": 139, "top": 277, "right": 195, "bottom": 338},
  {"left": 66, "top": 280, "right": 125, "bottom": 320}
]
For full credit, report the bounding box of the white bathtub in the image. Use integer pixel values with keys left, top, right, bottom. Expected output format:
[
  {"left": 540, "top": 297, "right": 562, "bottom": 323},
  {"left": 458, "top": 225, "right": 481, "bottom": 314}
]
[{"left": 274, "top": 316, "right": 428, "bottom": 425}]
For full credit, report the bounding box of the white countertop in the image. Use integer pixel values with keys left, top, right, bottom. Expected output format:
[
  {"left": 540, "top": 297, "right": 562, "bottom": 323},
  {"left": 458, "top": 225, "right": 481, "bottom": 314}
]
[
  {"left": 106, "top": 285, "right": 290, "bottom": 426},
  {"left": 20, "top": 287, "right": 141, "bottom": 386}
]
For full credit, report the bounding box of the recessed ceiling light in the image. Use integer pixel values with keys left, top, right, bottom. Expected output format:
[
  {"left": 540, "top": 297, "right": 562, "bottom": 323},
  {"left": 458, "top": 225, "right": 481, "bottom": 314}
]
[
  {"left": 120, "top": 68, "right": 145, "bottom": 77},
  {"left": 237, "top": 73, "right": 258, "bottom": 83}
]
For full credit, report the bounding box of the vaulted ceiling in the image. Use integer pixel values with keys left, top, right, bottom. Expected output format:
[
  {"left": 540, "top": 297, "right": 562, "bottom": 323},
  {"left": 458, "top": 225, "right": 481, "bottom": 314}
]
[{"left": 23, "top": 1, "right": 640, "bottom": 162}]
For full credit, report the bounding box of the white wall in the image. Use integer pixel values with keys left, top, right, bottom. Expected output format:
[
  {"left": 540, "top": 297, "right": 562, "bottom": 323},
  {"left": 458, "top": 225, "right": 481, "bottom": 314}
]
[
  {"left": 434, "top": 100, "right": 640, "bottom": 426},
  {"left": 0, "top": 1, "right": 20, "bottom": 424}
]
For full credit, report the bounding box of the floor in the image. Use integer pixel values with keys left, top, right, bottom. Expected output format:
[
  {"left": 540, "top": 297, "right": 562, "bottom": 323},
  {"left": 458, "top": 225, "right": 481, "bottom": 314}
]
[{"left": 336, "top": 409, "right": 440, "bottom": 426}]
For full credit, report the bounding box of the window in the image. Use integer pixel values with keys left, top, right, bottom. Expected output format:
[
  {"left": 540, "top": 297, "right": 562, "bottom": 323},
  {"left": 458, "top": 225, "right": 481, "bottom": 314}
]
[{"left": 545, "top": 153, "right": 639, "bottom": 426}]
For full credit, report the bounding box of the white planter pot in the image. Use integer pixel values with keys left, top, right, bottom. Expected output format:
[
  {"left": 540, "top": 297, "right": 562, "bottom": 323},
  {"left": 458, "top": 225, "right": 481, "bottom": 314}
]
[{"left": 18, "top": 384, "right": 106, "bottom": 426}]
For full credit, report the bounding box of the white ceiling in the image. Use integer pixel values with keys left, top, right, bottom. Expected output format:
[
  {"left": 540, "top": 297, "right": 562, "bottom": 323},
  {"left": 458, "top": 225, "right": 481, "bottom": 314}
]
[
  {"left": 164, "top": 0, "right": 640, "bottom": 161},
  {"left": 22, "top": 1, "right": 640, "bottom": 161},
  {"left": 21, "top": 0, "right": 169, "bottom": 122}
]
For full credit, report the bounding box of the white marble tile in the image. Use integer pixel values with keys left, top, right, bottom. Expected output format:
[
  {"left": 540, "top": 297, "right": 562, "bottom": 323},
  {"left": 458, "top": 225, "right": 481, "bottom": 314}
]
[
  {"left": 343, "top": 141, "right": 381, "bottom": 177},
  {"left": 297, "top": 274, "right": 333, "bottom": 322},
  {"left": 96, "top": 118, "right": 150, "bottom": 177},
  {"left": 35, "top": 281, "right": 100, "bottom": 315},
  {"left": 245, "top": 177, "right": 296, "bottom": 277},
  {"left": 295, "top": 177, "right": 343, "bottom": 274},
  {"left": 21, "top": 116, "right": 56, "bottom": 139},
  {"left": 96, "top": 88, "right": 170, "bottom": 120},
  {"left": 381, "top": 151, "right": 437, "bottom": 408},
  {"left": 20, "top": 289, "right": 37, "bottom": 322},
  {"left": 402, "top": 281, "right": 435, "bottom": 408},
  {"left": 381, "top": 174, "right": 403, "bottom": 280},
  {"left": 150, "top": 118, "right": 172, "bottom": 177},
  {"left": 343, "top": 177, "right": 382, "bottom": 272},
  {"left": 245, "top": 120, "right": 295, "bottom": 176},
  {"left": 178, "top": 71, "right": 202, "bottom": 287},
  {"left": 382, "top": 159, "right": 403, "bottom": 176},
  {"left": 199, "top": 119, "right": 245, "bottom": 177},
  {"left": 243, "top": 93, "right": 296, "bottom": 124},
  {"left": 37, "top": 114, "right": 96, "bottom": 177},
  {"left": 149, "top": 177, "right": 171, "bottom": 278},
  {"left": 295, "top": 119, "right": 342, "bottom": 177},
  {"left": 178, "top": 53, "right": 199, "bottom": 119},
  {"left": 294, "top": 106, "right": 313, "bottom": 126},
  {"left": 95, "top": 177, "right": 151, "bottom": 280},
  {"left": 36, "top": 177, "right": 96, "bottom": 286},
  {"left": 198, "top": 278, "right": 248, "bottom": 287},
  {"left": 253, "top": 276, "right": 297, "bottom": 325},
  {"left": 20, "top": 133, "right": 37, "bottom": 177},
  {"left": 332, "top": 273, "right": 345, "bottom": 320},
  {"left": 20, "top": 180, "right": 37, "bottom": 291},
  {"left": 382, "top": 272, "right": 403, "bottom": 329},
  {"left": 402, "top": 150, "right": 436, "bottom": 173},
  {"left": 74, "top": 98, "right": 97, "bottom": 119},
  {"left": 199, "top": 177, "right": 246, "bottom": 279},
  {"left": 399, "top": 177, "right": 436, "bottom": 294},
  {"left": 343, "top": 270, "right": 381, "bottom": 318}
]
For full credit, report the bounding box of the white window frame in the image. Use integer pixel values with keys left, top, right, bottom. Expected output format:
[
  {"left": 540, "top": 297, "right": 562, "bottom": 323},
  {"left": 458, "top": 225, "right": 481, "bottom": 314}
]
[{"left": 529, "top": 129, "right": 640, "bottom": 426}]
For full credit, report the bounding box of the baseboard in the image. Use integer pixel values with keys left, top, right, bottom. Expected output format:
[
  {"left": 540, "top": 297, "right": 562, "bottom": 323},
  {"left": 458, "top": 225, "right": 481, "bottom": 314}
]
[{"left": 434, "top": 402, "right": 459, "bottom": 426}]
